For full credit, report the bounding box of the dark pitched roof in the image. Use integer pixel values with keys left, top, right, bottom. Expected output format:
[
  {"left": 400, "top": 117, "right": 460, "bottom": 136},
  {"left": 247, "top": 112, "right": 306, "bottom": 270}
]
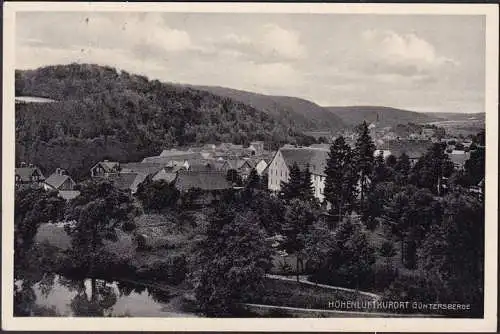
[
  {"left": 120, "top": 162, "right": 164, "bottom": 176},
  {"left": 15, "top": 167, "right": 45, "bottom": 182},
  {"left": 152, "top": 169, "right": 178, "bottom": 183},
  {"left": 45, "top": 173, "right": 72, "bottom": 189},
  {"left": 280, "top": 147, "right": 329, "bottom": 176},
  {"left": 109, "top": 172, "right": 139, "bottom": 191},
  {"left": 93, "top": 161, "right": 120, "bottom": 172},
  {"left": 174, "top": 171, "right": 231, "bottom": 192}
]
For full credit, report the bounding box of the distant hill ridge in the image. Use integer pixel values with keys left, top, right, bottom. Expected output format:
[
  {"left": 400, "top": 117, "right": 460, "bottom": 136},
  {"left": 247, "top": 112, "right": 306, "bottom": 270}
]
[
  {"left": 185, "top": 85, "right": 346, "bottom": 131},
  {"left": 325, "top": 106, "right": 444, "bottom": 128}
]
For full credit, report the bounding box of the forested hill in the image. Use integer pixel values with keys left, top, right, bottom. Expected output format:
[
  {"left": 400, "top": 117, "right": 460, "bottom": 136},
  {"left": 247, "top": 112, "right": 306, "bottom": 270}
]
[
  {"left": 188, "top": 85, "right": 346, "bottom": 131},
  {"left": 15, "top": 64, "right": 315, "bottom": 180},
  {"left": 326, "top": 106, "right": 442, "bottom": 128}
]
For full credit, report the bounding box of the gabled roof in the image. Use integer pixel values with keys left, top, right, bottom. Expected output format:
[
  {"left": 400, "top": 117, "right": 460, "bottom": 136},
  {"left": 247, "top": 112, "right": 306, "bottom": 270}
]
[
  {"left": 15, "top": 167, "right": 45, "bottom": 182},
  {"left": 279, "top": 147, "right": 329, "bottom": 176},
  {"left": 109, "top": 172, "right": 139, "bottom": 191},
  {"left": 93, "top": 161, "right": 120, "bottom": 172},
  {"left": 152, "top": 169, "right": 178, "bottom": 183},
  {"left": 174, "top": 171, "right": 231, "bottom": 192},
  {"left": 120, "top": 162, "right": 164, "bottom": 176},
  {"left": 45, "top": 173, "right": 72, "bottom": 189},
  {"left": 225, "top": 159, "right": 252, "bottom": 170}
]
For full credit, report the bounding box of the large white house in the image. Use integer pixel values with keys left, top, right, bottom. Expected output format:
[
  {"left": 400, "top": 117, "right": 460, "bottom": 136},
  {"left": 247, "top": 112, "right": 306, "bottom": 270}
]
[{"left": 267, "top": 146, "right": 329, "bottom": 202}]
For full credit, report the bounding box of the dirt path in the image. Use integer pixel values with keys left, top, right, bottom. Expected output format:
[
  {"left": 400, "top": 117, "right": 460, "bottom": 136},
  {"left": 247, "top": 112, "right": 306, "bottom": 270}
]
[{"left": 265, "top": 274, "right": 381, "bottom": 301}]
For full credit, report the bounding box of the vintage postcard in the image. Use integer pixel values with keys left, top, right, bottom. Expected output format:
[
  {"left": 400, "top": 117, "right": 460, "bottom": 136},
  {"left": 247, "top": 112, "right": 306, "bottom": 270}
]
[{"left": 2, "top": 2, "right": 498, "bottom": 332}]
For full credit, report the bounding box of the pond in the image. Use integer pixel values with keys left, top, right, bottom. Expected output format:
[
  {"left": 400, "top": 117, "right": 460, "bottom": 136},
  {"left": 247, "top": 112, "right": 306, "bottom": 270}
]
[{"left": 14, "top": 273, "right": 199, "bottom": 317}]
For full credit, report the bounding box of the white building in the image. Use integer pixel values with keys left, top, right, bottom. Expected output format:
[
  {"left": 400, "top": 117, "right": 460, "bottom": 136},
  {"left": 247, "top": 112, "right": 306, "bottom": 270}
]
[{"left": 267, "top": 146, "right": 328, "bottom": 202}]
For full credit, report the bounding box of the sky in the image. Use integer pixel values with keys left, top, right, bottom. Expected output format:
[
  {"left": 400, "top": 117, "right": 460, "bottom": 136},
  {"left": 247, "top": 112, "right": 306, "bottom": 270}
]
[{"left": 16, "top": 12, "right": 486, "bottom": 113}]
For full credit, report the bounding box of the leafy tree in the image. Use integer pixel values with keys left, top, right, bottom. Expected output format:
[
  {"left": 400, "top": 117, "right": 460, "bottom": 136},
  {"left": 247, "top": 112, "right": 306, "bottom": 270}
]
[
  {"left": 363, "top": 181, "right": 398, "bottom": 230},
  {"left": 324, "top": 136, "right": 357, "bottom": 222},
  {"left": 311, "top": 216, "right": 375, "bottom": 289},
  {"left": 282, "top": 199, "right": 317, "bottom": 281},
  {"left": 463, "top": 147, "right": 485, "bottom": 186},
  {"left": 135, "top": 178, "right": 180, "bottom": 213},
  {"left": 379, "top": 240, "right": 397, "bottom": 266},
  {"left": 64, "top": 180, "right": 136, "bottom": 276},
  {"left": 281, "top": 162, "right": 303, "bottom": 200},
  {"left": 386, "top": 154, "right": 398, "bottom": 169},
  {"left": 354, "top": 121, "right": 376, "bottom": 207},
  {"left": 418, "top": 190, "right": 484, "bottom": 316},
  {"left": 410, "top": 143, "right": 454, "bottom": 195},
  {"left": 192, "top": 205, "right": 272, "bottom": 316},
  {"left": 384, "top": 186, "right": 442, "bottom": 269},
  {"left": 14, "top": 188, "right": 65, "bottom": 269}
]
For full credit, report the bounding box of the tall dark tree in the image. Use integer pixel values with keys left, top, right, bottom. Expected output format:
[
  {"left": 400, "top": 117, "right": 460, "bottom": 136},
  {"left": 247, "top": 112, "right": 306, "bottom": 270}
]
[
  {"left": 410, "top": 143, "right": 454, "bottom": 195},
  {"left": 419, "top": 190, "right": 484, "bottom": 316},
  {"left": 281, "top": 162, "right": 303, "bottom": 200},
  {"left": 394, "top": 152, "right": 411, "bottom": 186},
  {"left": 324, "top": 136, "right": 357, "bottom": 222},
  {"left": 282, "top": 199, "right": 317, "bottom": 281},
  {"left": 311, "top": 216, "right": 375, "bottom": 289},
  {"left": 354, "top": 121, "right": 376, "bottom": 207},
  {"left": 301, "top": 164, "right": 315, "bottom": 201},
  {"left": 246, "top": 168, "right": 260, "bottom": 189},
  {"left": 463, "top": 147, "right": 485, "bottom": 186},
  {"left": 192, "top": 205, "right": 272, "bottom": 316},
  {"left": 372, "top": 152, "right": 391, "bottom": 185},
  {"left": 226, "top": 169, "right": 243, "bottom": 187}
]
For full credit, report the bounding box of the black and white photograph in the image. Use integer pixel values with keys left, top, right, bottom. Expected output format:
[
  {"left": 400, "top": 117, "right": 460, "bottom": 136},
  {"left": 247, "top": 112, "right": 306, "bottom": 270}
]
[{"left": 2, "top": 2, "right": 498, "bottom": 332}]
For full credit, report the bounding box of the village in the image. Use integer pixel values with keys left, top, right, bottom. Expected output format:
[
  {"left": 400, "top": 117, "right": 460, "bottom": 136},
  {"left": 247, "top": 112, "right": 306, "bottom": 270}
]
[{"left": 15, "top": 125, "right": 483, "bottom": 203}]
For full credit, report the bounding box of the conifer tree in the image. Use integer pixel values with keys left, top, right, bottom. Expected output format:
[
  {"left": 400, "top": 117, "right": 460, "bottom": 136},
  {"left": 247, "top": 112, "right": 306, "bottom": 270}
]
[
  {"left": 395, "top": 152, "right": 411, "bottom": 186},
  {"left": 372, "top": 152, "right": 391, "bottom": 185},
  {"left": 301, "top": 164, "right": 315, "bottom": 201},
  {"left": 281, "top": 162, "right": 303, "bottom": 200},
  {"left": 324, "top": 136, "right": 357, "bottom": 222},
  {"left": 354, "top": 121, "right": 376, "bottom": 207}
]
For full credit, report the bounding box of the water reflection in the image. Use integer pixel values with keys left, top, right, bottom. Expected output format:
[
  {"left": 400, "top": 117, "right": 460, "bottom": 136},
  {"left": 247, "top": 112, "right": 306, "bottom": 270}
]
[{"left": 14, "top": 274, "right": 194, "bottom": 317}]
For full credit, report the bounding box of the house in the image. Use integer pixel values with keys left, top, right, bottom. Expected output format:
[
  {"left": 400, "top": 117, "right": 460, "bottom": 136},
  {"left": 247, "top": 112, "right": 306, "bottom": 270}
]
[
  {"left": 174, "top": 171, "right": 232, "bottom": 206},
  {"left": 221, "top": 159, "right": 254, "bottom": 180},
  {"left": 108, "top": 172, "right": 140, "bottom": 193},
  {"left": 43, "top": 168, "right": 76, "bottom": 191},
  {"left": 90, "top": 160, "right": 120, "bottom": 178},
  {"left": 267, "top": 147, "right": 328, "bottom": 202},
  {"left": 15, "top": 164, "right": 45, "bottom": 188},
  {"left": 152, "top": 167, "right": 180, "bottom": 184}
]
